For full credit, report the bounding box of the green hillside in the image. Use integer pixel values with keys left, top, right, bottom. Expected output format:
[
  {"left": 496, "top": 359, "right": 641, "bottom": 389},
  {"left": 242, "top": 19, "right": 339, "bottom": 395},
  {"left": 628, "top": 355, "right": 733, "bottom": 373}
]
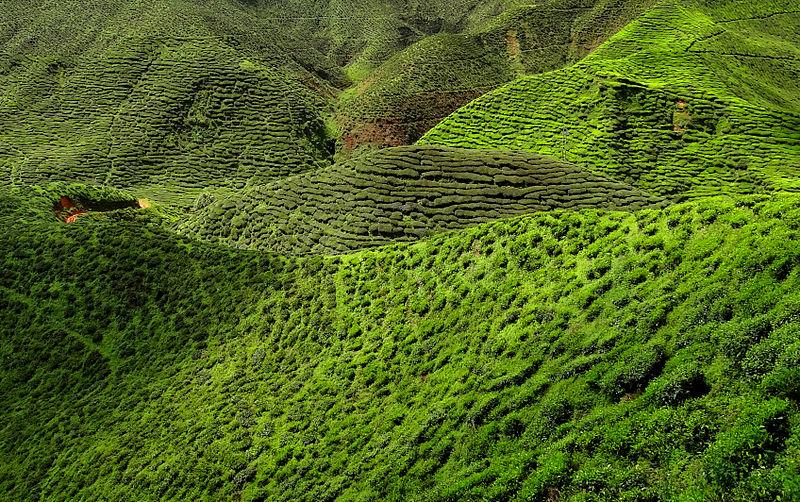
[
  {"left": 2, "top": 0, "right": 800, "bottom": 500},
  {"left": 0, "top": 0, "right": 342, "bottom": 206},
  {"left": 177, "top": 145, "right": 661, "bottom": 254},
  {"left": 3, "top": 187, "right": 800, "bottom": 500},
  {"left": 336, "top": 0, "right": 658, "bottom": 148},
  {"left": 254, "top": 0, "right": 518, "bottom": 68},
  {"left": 421, "top": 0, "right": 800, "bottom": 197}
]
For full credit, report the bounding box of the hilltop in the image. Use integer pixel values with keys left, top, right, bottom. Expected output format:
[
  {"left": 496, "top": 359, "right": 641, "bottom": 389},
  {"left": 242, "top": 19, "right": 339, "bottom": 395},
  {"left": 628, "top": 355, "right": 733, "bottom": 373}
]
[{"left": 177, "top": 145, "right": 661, "bottom": 254}]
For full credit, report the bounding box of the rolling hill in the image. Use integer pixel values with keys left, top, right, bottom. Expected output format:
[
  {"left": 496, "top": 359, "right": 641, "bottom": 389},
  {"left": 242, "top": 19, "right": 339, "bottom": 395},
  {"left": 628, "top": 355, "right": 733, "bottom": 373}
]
[
  {"left": 2, "top": 186, "right": 800, "bottom": 500},
  {"left": 0, "top": 0, "right": 342, "bottom": 206},
  {"left": 421, "top": 0, "right": 800, "bottom": 197},
  {"left": 335, "top": 0, "right": 659, "bottom": 148},
  {"left": 176, "top": 145, "right": 661, "bottom": 254},
  {"left": 1, "top": 0, "right": 800, "bottom": 500}
]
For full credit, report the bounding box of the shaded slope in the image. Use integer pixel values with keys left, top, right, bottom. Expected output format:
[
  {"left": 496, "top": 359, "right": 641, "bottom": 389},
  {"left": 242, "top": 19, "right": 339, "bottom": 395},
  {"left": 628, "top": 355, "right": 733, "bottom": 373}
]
[
  {"left": 421, "top": 0, "right": 800, "bottom": 197},
  {"left": 255, "top": 0, "right": 518, "bottom": 68},
  {"left": 176, "top": 145, "right": 661, "bottom": 254},
  {"left": 336, "top": 0, "right": 659, "bottom": 148},
  {"left": 3, "top": 186, "right": 800, "bottom": 500},
  {"left": 0, "top": 0, "right": 342, "bottom": 206}
]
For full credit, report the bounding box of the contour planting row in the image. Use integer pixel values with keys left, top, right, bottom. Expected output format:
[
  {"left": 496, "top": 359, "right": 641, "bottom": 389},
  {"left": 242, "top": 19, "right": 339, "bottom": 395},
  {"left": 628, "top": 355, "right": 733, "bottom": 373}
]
[
  {"left": 0, "top": 41, "right": 331, "bottom": 203},
  {"left": 423, "top": 71, "right": 800, "bottom": 197},
  {"left": 177, "top": 145, "right": 661, "bottom": 254},
  {"left": 0, "top": 0, "right": 339, "bottom": 207},
  {"left": 336, "top": 0, "right": 659, "bottom": 148},
  {"left": 256, "top": 0, "right": 528, "bottom": 72},
  {"left": 420, "top": 0, "right": 800, "bottom": 197}
]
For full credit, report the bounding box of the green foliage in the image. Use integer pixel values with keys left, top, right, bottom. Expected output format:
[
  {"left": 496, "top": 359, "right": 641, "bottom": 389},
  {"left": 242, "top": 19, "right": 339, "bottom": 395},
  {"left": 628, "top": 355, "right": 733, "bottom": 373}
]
[
  {"left": 176, "top": 145, "right": 661, "bottom": 254},
  {"left": 335, "top": 0, "right": 656, "bottom": 148},
  {"left": 421, "top": 0, "right": 800, "bottom": 198},
  {"left": 2, "top": 1, "right": 800, "bottom": 500},
  {"left": 652, "top": 363, "right": 709, "bottom": 407},
  {"left": 600, "top": 342, "right": 666, "bottom": 398},
  {"left": 3, "top": 189, "right": 800, "bottom": 500},
  {"left": 0, "top": 0, "right": 340, "bottom": 207},
  {"left": 703, "top": 399, "right": 791, "bottom": 490}
]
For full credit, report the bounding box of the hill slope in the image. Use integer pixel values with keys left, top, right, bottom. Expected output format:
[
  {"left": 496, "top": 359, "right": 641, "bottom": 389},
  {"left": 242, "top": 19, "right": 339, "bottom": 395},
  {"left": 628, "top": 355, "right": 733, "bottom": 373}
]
[
  {"left": 336, "top": 0, "right": 659, "bottom": 148},
  {"left": 1, "top": 0, "right": 593, "bottom": 204},
  {"left": 421, "top": 0, "right": 800, "bottom": 197},
  {"left": 176, "top": 145, "right": 660, "bottom": 254},
  {"left": 2, "top": 0, "right": 800, "bottom": 500},
  {"left": 254, "top": 0, "right": 518, "bottom": 68},
  {"left": 0, "top": 0, "right": 344, "bottom": 206},
  {"left": 2, "top": 187, "right": 800, "bottom": 500}
]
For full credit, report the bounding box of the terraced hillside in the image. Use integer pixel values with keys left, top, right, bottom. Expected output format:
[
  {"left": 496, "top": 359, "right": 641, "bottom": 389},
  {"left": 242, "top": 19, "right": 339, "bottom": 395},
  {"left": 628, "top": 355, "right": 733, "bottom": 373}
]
[
  {"left": 421, "top": 0, "right": 800, "bottom": 197},
  {"left": 3, "top": 0, "right": 800, "bottom": 500},
  {"left": 255, "top": 0, "right": 518, "bottom": 68},
  {"left": 0, "top": 0, "right": 343, "bottom": 206},
  {"left": 3, "top": 186, "right": 800, "bottom": 500},
  {"left": 177, "top": 145, "right": 661, "bottom": 254},
  {"left": 336, "top": 0, "right": 659, "bottom": 148},
  {"left": 2, "top": 0, "right": 618, "bottom": 205}
]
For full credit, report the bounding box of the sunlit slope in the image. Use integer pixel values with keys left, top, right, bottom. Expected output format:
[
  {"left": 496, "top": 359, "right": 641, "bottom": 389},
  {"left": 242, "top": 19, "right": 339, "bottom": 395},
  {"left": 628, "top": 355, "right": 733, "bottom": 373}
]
[
  {"left": 421, "top": 0, "right": 800, "bottom": 197},
  {"left": 2, "top": 186, "right": 800, "bottom": 500},
  {"left": 336, "top": 0, "right": 658, "bottom": 148},
  {"left": 176, "top": 145, "right": 661, "bottom": 254},
  {"left": 0, "top": 0, "right": 341, "bottom": 206}
]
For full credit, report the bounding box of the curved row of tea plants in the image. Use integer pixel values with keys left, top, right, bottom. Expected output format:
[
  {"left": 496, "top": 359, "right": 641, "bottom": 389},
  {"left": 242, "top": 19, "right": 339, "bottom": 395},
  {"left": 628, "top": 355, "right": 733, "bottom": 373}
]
[{"left": 177, "top": 145, "right": 661, "bottom": 254}]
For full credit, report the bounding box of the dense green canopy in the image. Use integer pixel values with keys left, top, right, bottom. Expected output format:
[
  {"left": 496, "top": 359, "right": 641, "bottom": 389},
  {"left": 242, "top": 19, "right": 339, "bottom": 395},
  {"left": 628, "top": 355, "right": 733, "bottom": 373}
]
[{"left": 1, "top": 0, "right": 799, "bottom": 500}]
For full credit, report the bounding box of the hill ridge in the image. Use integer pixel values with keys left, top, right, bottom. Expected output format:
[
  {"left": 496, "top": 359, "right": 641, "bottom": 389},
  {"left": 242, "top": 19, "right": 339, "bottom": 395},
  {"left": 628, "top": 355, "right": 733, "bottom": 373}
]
[{"left": 176, "top": 145, "right": 662, "bottom": 254}]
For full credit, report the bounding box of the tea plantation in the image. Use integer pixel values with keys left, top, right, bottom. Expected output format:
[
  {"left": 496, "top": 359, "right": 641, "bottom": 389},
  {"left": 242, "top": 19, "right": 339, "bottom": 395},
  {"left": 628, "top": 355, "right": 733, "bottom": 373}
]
[
  {"left": 335, "top": 0, "right": 659, "bottom": 148},
  {"left": 177, "top": 145, "right": 661, "bottom": 254},
  {"left": 3, "top": 187, "right": 800, "bottom": 500},
  {"left": 1, "top": 0, "right": 800, "bottom": 500},
  {"left": 421, "top": 0, "right": 800, "bottom": 197},
  {"left": 0, "top": 0, "right": 342, "bottom": 206}
]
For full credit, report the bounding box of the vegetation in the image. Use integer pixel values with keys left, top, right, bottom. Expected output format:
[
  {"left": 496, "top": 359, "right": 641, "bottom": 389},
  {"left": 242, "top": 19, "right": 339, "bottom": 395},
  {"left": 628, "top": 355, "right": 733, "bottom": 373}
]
[
  {"left": 1, "top": 0, "right": 799, "bottom": 500},
  {"left": 335, "top": 0, "right": 658, "bottom": 148},
  {"left": 421, "top": 0, "right": 800, "bottom": 197},
  {"left": 177, "top": 145, "right": 661, "bottom": 254},
  {"left": 3, "top": 187, "right": 800, "bottom": 500},
  {"left": 0, "top": 0, "right": 340, "bottom": 207}
]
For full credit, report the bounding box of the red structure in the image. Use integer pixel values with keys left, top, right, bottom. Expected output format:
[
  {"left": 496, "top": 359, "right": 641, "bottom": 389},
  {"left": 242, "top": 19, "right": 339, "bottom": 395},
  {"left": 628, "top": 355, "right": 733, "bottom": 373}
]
[{"left": 55, "top": 196, "right": 86, "bottom": 223}]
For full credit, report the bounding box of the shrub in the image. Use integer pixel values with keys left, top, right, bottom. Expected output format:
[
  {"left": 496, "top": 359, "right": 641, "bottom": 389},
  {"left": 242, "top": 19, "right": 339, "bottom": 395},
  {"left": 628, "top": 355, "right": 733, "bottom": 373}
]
[
  {"left": 703, "top": 399, "right": 790, "bottom": 489},
  {"left": 719, "top": 315, "right": 773, "bottom": 362},
  {"left": 761, "top": 367, "right": 800, "bottom": 401},
  {"left": 601, "top": 344, "right": 667, "bottom": 398},
  {"left": 741, "top": 338, "right": 783, "bottom": 379},
  {"left": 513, "top": 451, "right": 570, "bottom": 501},
  {"left": 654, "top": 364, "right": 709, "bottom": 406}
]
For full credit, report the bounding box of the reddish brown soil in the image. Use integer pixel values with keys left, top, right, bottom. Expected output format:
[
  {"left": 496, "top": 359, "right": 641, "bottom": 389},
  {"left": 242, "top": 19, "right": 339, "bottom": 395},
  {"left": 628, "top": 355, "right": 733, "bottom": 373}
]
[
  {"left": 54, "top": 196, "right": 146, "bottom": 223},
  {"left": 341, "top": 90, "right": 485, "bottom": 149}
]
